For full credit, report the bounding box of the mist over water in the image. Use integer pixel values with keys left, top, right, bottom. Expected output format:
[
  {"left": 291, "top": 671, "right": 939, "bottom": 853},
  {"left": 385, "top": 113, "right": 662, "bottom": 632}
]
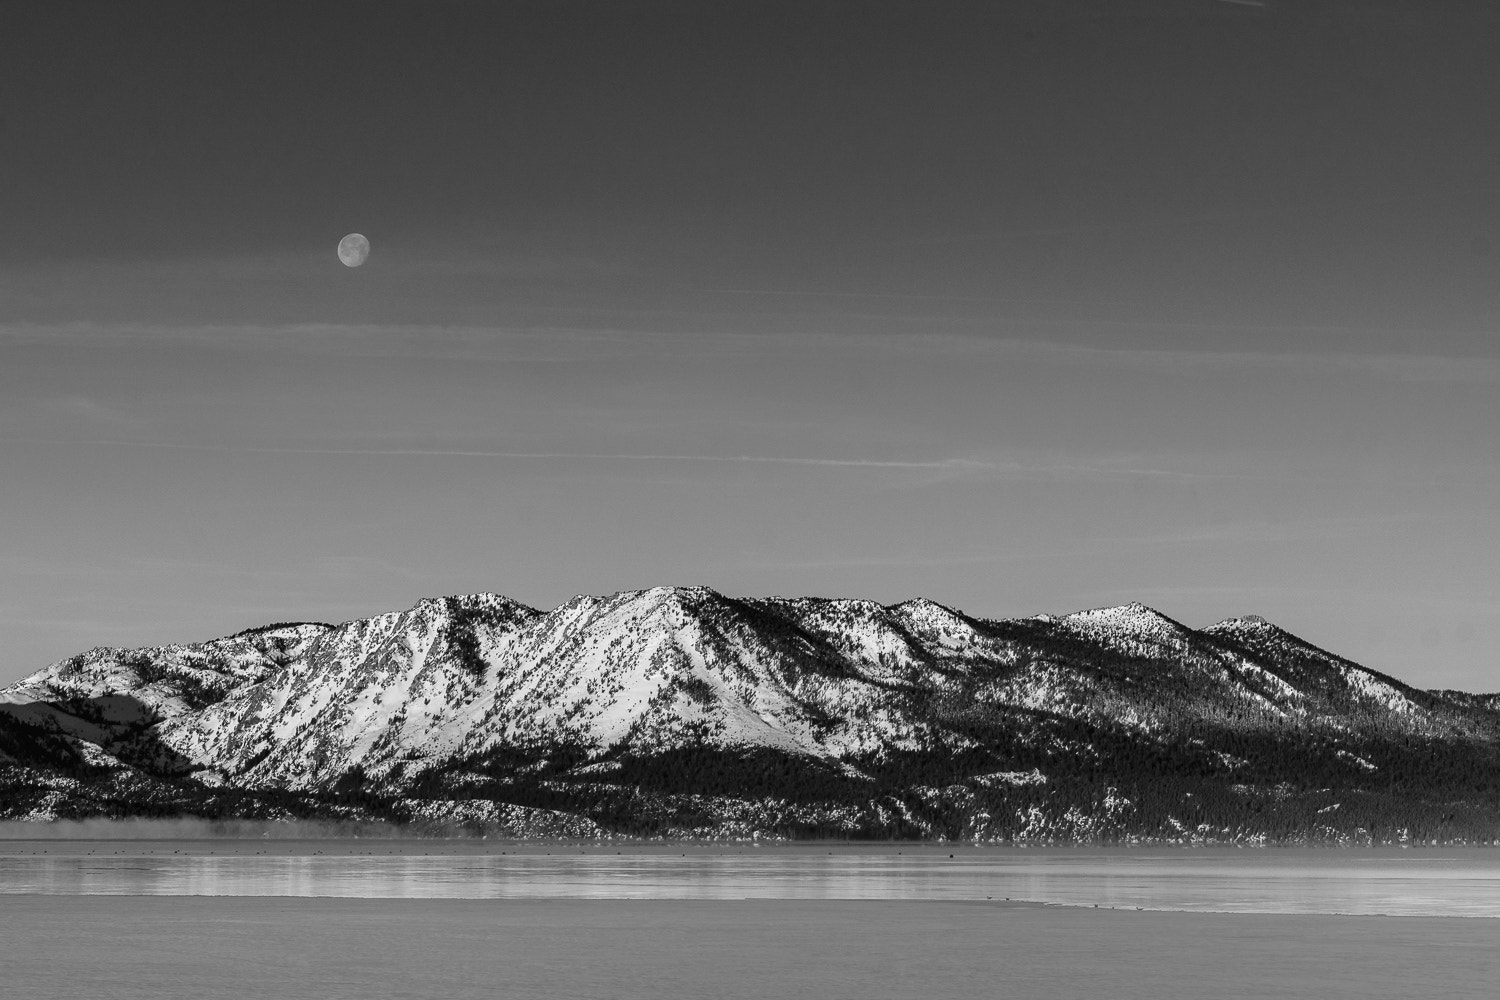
[{"left": 3, "top": 835, "right": 1498, "bottom": 917}]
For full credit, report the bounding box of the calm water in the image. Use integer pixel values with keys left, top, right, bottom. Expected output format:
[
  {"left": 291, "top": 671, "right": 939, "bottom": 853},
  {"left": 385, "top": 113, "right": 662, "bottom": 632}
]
[
  {"left": 3, "top": 896, "right": 1497, "bottom": 1000},
  {"left": 4, "top": 844, "right": 1497, "bottom": 999},
  {"left": 2, "top": 842, "right": 1498, "bottom": 916}
]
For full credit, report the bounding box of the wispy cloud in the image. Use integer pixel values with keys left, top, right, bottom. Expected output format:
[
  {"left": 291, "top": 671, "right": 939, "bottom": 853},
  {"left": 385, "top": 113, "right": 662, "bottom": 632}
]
[
  {"left": 858, "top": 179, "right": 1499, "bottom": 250},
  {"left": 0, "top": 436, "right": 987, "bottom": 470},
  {"left": 774, "top": 326, "right": 1500, "bottom": 385},
  {"left": 1, "top": 437, "right": 1270, "bottom": 484},
  {"left": 0, "top": 321, "right": 655, "bottom": 365},
  {"left": 744, "top": 552, "right": 1023, "bottom": 572},
  {"left": 747, "top": 513, "right": 1446, "bottom": 573},
  {"left": 8, "top": 321, "right": 1498, "bottom": 385},
  {"left": 1014, "top": 340, "right": 1500, "bottom": 384}
]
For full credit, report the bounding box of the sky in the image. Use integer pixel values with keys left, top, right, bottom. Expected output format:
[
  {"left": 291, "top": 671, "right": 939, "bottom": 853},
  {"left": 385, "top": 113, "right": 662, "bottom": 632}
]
[{"left": 2, "top": 0, "right": 1498, "bottom": 691}]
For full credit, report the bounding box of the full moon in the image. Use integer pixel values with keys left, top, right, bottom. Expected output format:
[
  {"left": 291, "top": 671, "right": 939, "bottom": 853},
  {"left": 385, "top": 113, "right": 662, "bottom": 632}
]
[{"left": 337, "top": 233, "right": 370, "bottom": 267}]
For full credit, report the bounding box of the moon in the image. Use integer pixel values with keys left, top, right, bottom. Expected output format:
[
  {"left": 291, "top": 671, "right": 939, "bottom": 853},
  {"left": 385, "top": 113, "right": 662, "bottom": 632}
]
[{"left": 338, "top": 233, "right": 370, "bottom": 267}]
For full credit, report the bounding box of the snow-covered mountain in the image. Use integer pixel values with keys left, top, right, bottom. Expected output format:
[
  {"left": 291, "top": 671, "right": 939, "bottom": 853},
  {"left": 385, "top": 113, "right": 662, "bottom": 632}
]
[{"left": 3, "top": 588, "right": 1498, "bottom": 843}]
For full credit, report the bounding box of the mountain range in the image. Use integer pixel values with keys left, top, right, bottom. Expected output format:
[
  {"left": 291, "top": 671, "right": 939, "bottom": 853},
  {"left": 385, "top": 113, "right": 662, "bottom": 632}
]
[{"left": 3, "top": 587, "right": 1498, "bottom": 843}]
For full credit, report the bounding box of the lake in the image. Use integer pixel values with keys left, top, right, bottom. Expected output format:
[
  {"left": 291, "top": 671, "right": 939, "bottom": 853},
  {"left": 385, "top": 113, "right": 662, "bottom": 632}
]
[
  {"left": 2, "top": 842, "right": 1496, "bottom": 999},
  {"left": 2, "top": 841, "right": 1497, "bottom": 915}
]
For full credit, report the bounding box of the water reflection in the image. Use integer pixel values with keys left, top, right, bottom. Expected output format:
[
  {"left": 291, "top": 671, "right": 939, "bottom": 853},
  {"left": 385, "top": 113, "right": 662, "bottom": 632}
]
[{"left": 2, "top": 848, "right": 1497, "bottom": 916}]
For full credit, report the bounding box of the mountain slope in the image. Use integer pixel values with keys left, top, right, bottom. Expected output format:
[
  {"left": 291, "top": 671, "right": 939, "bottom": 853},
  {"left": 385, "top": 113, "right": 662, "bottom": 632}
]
[{"left": 4, "top": 589, "right": 1498, "bottom": 842}]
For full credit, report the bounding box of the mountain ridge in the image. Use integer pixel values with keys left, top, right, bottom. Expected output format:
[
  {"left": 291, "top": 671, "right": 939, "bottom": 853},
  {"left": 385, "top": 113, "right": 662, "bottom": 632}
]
[{"left": 3, "top": 587, "right": 1497, "bottom": 843}]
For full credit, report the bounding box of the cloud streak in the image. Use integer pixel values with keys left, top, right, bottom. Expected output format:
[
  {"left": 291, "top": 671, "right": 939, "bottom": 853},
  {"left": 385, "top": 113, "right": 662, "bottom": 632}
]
[
  {"left": 748, "top": 513, "right": 1444, "bottom": 573},
  {"left": 8, "top": 321, "right": 1500, "bottom": 386},
  {"left": 1, "top": 436, "right": 988, "bottom": 470},
  {"left": 1, "top": 437, "right": 1270, "bottom": 483}
]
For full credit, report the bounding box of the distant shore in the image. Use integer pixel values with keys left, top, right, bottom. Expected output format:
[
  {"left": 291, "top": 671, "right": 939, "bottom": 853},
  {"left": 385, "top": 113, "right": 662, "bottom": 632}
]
[{"left": 3, "top": 814, "right": 1498, "bottom": 849}]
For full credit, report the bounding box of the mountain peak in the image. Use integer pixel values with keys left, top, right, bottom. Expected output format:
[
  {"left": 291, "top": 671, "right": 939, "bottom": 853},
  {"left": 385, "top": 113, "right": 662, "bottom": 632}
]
[
  {"left": 1202, "top": 615, "right": 1286, "bottom": 638},
  {"left": 1066, "top": 600, "right": 1166, "bottom": 617},
  {"left": 1060, "top": 601, "right": 1186, "bottom": 633},
  {"left": 6, "top": 586, "right": 1497, "bottom": 843}
]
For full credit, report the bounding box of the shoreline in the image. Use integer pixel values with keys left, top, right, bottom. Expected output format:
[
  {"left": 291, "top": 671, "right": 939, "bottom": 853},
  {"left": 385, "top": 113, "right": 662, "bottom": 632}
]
[{"left": 1, "top": 836, "right": 1496, "bottom": 854}]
